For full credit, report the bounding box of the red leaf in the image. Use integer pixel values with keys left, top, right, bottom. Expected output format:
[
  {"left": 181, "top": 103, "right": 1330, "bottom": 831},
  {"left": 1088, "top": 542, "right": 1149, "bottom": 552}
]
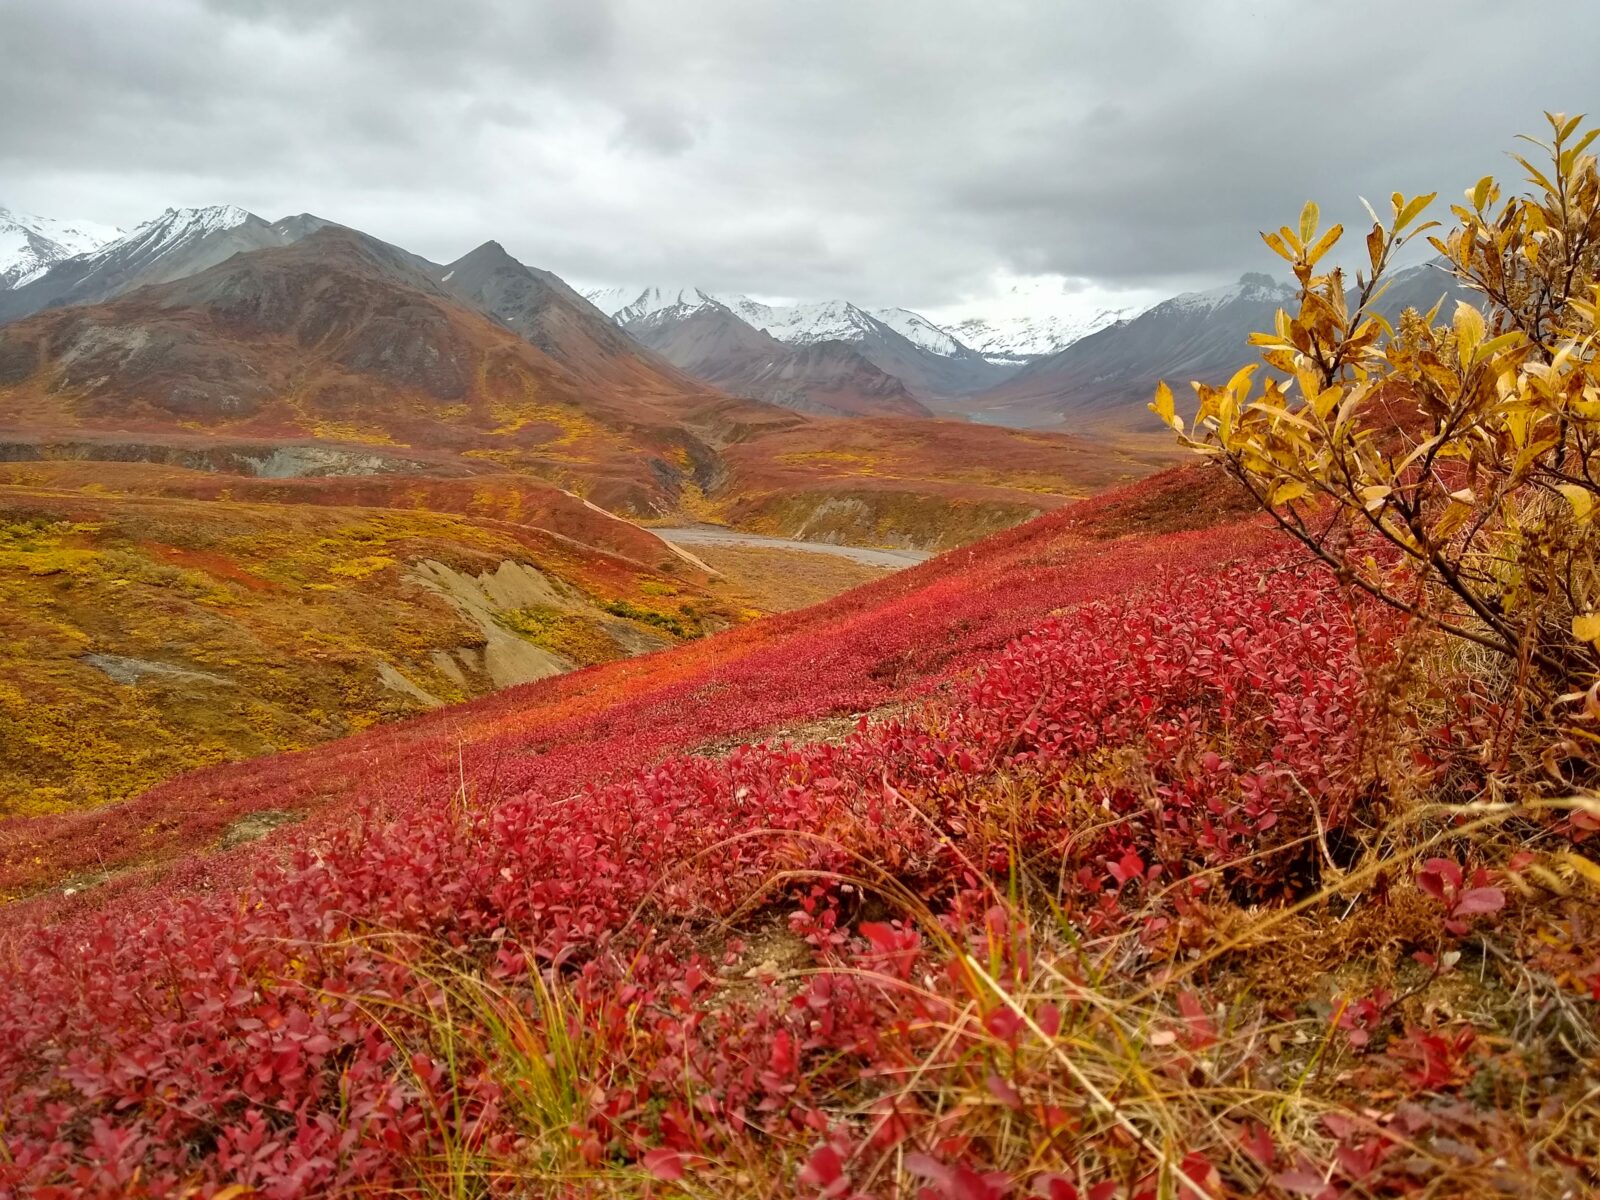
[
  {"left": 1036, "top": 1001, "right": 1062, "bottom": 1038},
  {"left": 1239, "top": 1120, "right": 1276, "bottom": 1167},
  {"left": 906, "top": 1151, "right": 951, "bottom": 1186},
  {"left": 1417, "top": 857, "right": 1461, "bottom": 900},
  {"left": 859, "top": 921, "right": 900, "bottom": 954},
  {"left": 987, "top": 1071, "right": 1022, "bottom": 1110},
  {"left": 643, "top": 1149, "right": 685, "bottom": 1181},
  {"left": 984, "top": 1007, "right": 1023, "bottom": 1042},
  {"left": 1107, "top": 851, "right": 1145, "bottom": 887},
  {"left": 799, "top": 1144, "right": 846, "bottom": 1193},
  {"left": 1032, "top": 1175, "right": 1079, "bottom": 1200},
  {"left": 1451, "top": 886, "right": 1504, "bottom": 916},
  {"left": 1176, "top": 990, "right": 1217, "bottom": 1048}
]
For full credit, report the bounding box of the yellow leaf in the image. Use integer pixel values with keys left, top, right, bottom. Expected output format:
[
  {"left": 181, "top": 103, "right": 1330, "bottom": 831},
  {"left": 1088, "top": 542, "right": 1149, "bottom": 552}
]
[
  {"left": 1559, "top": 851, "right": 1600, "bottom": 891},
  {"left": 1298, "top": 200, "right": 1319, "bottom": 246},
  {"left": 1149, "top": 380, "right": 1183, "bottom": 433},
  {"left": 1573, "top": 613, "right": 1600, "bottom": 643},
  {"left": 1476, "top": 331, "right": 1523, "bottom": 361},
  {"left": 1366, "top": 224, "right": 1384, "bottom": 271},
  {"left": 1271, "top": 479, "right": 1309, "bottom": 505},
  {"left": 1396, "top": 192, "right": 1437, "bottom": 231},
  {"left": 1305, "top": 223, "right": 1343, "bottom": 266},
  {"left": 1557, "top": 484, "right": 1595, "bottom": 523},
  {"left": 1261, "top": 229, "right": 1292, "bottom": 261},
  {"left": 1453, "top": 301, "right": 1486, "bottom": 360},
  {"left": 1360, "top": 484, "right": 1391, "bottom": 511}
]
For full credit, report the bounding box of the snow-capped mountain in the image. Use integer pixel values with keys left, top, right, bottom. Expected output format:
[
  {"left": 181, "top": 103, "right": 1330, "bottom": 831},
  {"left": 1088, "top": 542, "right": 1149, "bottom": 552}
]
[
  {"left": 0, "top": 207, "right": 123, "bottom": 289},
  {"left": 966, "top": 268, "right": 1479, "bottom": 432},
  {"left": 583, "top": 285, "right": 935, "bottom": 417},
  {"left": 924, "top": 272, "right": 1160, "bottom": 366},
  {"left": 0, "top": 205, "right": 306, "bottom": 324},
  {"left": 1163, "top": 272, "right": 1297, "bottom": 314},
  {"left": 725, "top": 297, "right": 887, "bottom": 346},
  {"left": 595, "top": 285, "right": 722, "bottom": 325},
  {"left": 968, "top": 272, "right": 1298, "bottom": 430},
  {"left": 945, "top": 308, "right": 1138, "bottom": 365},
  {"left": 870, "top": 307, "right": 968, "bottom": 357},
  {"left": 587, "top": 286, "right": 1012, "bottom": 402}
]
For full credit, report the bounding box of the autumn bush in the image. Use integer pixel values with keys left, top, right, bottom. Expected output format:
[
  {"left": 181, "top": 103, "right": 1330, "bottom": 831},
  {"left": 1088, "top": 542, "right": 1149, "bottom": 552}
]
[{"left": 1154, "top": 112, "right": 1600, "bottom": 747}]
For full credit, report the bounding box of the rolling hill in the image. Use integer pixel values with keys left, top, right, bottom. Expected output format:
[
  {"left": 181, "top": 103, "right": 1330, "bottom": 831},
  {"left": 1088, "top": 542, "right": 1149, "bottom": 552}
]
[{"left": 0, "top": 458, "right": 743, "bottom": 816}]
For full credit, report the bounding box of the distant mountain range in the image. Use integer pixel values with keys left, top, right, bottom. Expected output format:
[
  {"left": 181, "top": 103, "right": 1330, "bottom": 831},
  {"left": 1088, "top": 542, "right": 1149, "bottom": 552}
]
[
  {"left": 584, "top": 286, "right": 1006, "bottom": 417},
  {"left": 969, "top": 266, "right": 1481, "bottom": 431},
  {"left": 1, "top": 202, "right": 1485, "bottom": 431}
]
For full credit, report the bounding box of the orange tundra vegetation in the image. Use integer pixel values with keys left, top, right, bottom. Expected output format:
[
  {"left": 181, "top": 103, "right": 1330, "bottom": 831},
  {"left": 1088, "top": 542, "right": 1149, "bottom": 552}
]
[
  {"left": 0, "top": 124, "right": 1597, "bottom": 1199},
  {"left": 0, "top": 466, "right": 738, "bottom": 816}
]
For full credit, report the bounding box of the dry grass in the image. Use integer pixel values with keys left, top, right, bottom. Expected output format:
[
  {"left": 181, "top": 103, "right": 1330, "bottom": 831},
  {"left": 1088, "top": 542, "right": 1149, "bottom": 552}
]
[{"left": 693, "top": 543, "right": 896, "bottom": 613}]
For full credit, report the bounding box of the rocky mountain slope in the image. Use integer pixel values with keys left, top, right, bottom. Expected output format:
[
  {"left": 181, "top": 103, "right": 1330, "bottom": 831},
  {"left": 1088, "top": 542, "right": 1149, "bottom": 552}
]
[
  {"left": 0, "top": 226, "right": 771, "bottom": 514},
  {"left": 619, "top": 298, "right": 931, "bottom": 419},
  {"left": 0, "top": 206, "right": 309, "bottom": 323},
  {"left": 970, "top": 264, "right": 1482, "bottom": 431}
]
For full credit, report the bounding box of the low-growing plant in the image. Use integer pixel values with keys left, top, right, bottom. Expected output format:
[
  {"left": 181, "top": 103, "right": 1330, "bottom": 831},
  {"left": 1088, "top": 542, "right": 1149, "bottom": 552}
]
[{"left": 603, "top": 597, "right": 697, "bottom": 639}]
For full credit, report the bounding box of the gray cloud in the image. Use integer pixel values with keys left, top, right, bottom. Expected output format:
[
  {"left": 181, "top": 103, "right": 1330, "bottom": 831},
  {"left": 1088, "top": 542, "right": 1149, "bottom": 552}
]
[{"left": 1, "top": 0, "right": 1595, "bottom": 311}]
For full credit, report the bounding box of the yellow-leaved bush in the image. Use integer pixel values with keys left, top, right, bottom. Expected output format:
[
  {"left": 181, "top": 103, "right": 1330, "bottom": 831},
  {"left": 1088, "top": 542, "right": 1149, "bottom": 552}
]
[{"left": 1156, "top": 113, "right": 1600, "bottom": 716}]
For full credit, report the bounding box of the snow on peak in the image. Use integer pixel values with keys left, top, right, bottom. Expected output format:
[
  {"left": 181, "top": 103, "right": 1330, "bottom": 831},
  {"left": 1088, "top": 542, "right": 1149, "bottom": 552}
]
[
  {"left": 0, "top": 206, "right": 124, "bottom": 288},
  {"left": 871, "top": 307, "right": 965, "bottom": 356},
  {"left": 71, "top": 204, "right": 265, "bottom": 275},
  {"left": 721, "top": 296, "right": 883, "bottom": 345},
  {"left": 943, "top": 307, "right": 1139, "bottom": 364},
  {"left": 1165, "top": 272, "right": 1294, "bottom": 315},
  {"left": 585, "top": 284, "right": 720, "bottom": 324},
  {"left": 586, "top": 287, "right": 895, "bottom": 347},
  {"left": 922, "top": 273, "right": 1159, "bottom": 363},
  {"left": 113, "top": 205, "right": 258, "bottom": 250}
]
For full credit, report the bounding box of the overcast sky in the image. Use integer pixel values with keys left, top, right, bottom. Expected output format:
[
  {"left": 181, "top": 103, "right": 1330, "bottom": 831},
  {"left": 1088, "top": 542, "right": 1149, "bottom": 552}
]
[{"left": 2, "top": 0, "right": 1595, "bottom": 320}]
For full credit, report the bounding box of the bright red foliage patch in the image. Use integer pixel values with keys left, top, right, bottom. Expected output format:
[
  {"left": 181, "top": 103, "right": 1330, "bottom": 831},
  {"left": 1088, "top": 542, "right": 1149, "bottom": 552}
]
[{"left": 0, "top": 467, "right": 1587, "bottom": 1197}]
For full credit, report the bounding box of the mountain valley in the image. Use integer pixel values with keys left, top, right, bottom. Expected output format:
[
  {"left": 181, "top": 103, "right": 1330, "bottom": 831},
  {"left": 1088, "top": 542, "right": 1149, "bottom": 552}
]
[{"left": 0, "top": 202, "right": 1177, "bottom": 812}]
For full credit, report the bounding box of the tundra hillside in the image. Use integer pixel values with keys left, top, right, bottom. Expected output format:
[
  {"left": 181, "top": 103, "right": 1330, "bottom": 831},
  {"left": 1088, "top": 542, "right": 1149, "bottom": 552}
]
[{"left": 0, "top": 125, "right": 1597, "bottom": 1198}]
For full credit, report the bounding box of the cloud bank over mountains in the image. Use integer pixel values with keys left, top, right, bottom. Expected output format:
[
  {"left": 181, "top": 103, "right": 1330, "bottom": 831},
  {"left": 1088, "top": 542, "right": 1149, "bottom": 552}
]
[{"left": 2, "top": 0, "right": 1593, "bottom": 320}]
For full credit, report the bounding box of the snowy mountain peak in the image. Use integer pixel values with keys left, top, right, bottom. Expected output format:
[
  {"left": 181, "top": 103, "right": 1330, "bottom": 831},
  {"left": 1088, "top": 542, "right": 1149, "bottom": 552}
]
[
  {"left": 109, "top": 205, "right": 261, "bottom": 255},
  {"left": 1165, "top": 272, "right": 1295, "bottom": 315},
  {"left": 722, "top": 296, "right": 889, "bottom": 345},
  {"left": 944, "top": 308, "right": 1138, "bottom": 365},
  {"left": 871, "top": 307, "right": 966, "bottom": 357},
  {"left": 585, "top": 284, "right": 721, "bottom": 324},
  {"left": 0, "top": 206, "right": 124, "bottom": 289}
]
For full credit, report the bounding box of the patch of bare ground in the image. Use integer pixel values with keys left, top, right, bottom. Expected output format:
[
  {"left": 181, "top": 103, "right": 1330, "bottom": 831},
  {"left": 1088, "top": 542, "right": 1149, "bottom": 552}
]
[
  {"left": 687, "top": 702, "right": 913, "bottom": 760},
  {"left": 690, "top": 542, "right": 897, "bottom": 613}
]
